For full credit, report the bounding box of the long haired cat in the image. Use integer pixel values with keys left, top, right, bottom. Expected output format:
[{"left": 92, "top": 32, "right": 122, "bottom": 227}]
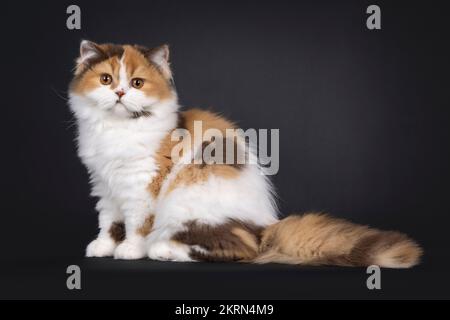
[{"left": 69, "top": 40, "right": 422, "bottom": 267}]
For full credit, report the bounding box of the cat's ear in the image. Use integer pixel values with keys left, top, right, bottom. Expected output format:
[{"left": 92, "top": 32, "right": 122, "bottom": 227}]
[
  {"left": 76, "top": 40, "right": 105, "bottom": 68},
  {"left": 148, "top": 44, "right": 172, "bottom": 80}
]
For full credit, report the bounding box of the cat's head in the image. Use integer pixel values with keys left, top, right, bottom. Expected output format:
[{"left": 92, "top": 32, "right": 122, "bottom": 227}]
[{"left": 69, "top": 40, "right": 177, "bottom": 120}]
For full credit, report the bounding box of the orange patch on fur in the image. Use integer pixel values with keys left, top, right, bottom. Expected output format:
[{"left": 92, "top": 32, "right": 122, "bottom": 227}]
[
  {"left": 148, "top": 109, "right": 242, "bottom": 198},
  {"left": 71, "top": 57, "right": 121, "bottom": 94},
  {"left": 147, "top": 127, "right": 181, "bottom": 198},
  {"left": 122, "top": 46, "right": 172, "bottom": 100},
  {"left": 136, "top": 215, "right": 155, "bottom": 237},
  {"left": 181, "top": 108, "right": 236, "bottom": 134},
  {"left": 167, "top": 109, "right": 242, "bottom": 194}
]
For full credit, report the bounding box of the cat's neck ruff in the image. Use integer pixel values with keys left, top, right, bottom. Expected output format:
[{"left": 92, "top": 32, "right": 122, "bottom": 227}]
[{"left": 70, "top": 94, "right": 180, "bottom": 134}]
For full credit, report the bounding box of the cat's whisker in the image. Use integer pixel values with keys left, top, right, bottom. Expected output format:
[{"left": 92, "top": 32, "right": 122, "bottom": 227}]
[
  {"left": 62, "top": 116, "right": 78, "bottom": 130},
  {"left": 51, "top": 86, "right": 69, "bottom": 102}
]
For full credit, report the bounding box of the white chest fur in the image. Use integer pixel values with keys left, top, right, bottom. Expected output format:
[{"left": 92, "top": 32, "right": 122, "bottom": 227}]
[
  {"left": 71, "top": 99, "right": 178, "bottom": 202},
  {"left": 78, "top": 120, "right": 156, "bottom": 197}
]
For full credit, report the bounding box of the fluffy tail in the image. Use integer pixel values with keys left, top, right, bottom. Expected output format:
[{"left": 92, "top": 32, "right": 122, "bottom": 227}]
[{"left": 254, "top": 213, "right": 423, "bottom": 268}]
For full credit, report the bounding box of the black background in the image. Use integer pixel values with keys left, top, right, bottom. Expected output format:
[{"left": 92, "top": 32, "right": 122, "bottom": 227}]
[{"left": 1, "top": 0, "right": 449, "bottom": 299}]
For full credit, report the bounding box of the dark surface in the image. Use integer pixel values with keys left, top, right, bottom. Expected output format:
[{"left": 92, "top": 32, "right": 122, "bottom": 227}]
[
  {"left": 1, "top": 0, "right": 450, "bottom": 299},
  {"left": 1, "top": 255, "right": 449, "bottom": 299}
]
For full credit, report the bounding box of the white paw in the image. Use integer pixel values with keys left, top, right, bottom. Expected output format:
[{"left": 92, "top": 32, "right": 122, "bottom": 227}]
[
  {"left": 114, "top": 239, "right": 146, "bottom": 260},
  {"left": 86, "top": 238, "right": 116, "bottom": 257},
  {"left": 147, "top": 241, "right": 193, "bottom": 262}
]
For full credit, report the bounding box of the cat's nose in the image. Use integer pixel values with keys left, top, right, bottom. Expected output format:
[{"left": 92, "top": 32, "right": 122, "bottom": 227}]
[{"left": 115, "top": 90, "right": 125, "bottom": 98}]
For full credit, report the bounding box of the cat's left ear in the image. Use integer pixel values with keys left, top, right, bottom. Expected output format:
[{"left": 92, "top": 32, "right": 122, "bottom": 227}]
[
  {"left": 148, "top": 44, "right": 172, "bottom": 80},
  {"left": 74, "top": 40, "right": 106, "bottom": 74}
]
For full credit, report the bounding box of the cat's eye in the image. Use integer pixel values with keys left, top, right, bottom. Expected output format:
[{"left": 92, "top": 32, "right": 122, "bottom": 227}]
[
  {"left": 100, "top": 74, "right": 112, "bottom": 85},
  {"left": 131, "top": 78, "right": 144, "bottom": 89}
]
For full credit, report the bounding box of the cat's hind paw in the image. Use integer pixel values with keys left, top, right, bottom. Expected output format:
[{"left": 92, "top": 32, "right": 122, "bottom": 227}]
[{"left": 147, "top": 241, "right": 193, "bottom": 262}]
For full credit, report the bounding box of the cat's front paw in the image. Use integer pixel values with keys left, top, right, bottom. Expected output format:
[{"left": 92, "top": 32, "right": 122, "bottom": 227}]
[
  {"left": 114, "top": 239, "right": 146, "bottom": 260},
  {"left": 86, "top": 238, "right": 116, "bottom": 257}
]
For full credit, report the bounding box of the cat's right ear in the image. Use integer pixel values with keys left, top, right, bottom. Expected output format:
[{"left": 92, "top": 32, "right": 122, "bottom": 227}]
[{"left": 75, "top": 40, "right": 104, "bottom": 73}]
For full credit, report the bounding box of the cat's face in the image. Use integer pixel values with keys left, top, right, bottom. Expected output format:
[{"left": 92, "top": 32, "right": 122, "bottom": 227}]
[{"left": 69, "top": 41, "right": 176, "bottom": 120}]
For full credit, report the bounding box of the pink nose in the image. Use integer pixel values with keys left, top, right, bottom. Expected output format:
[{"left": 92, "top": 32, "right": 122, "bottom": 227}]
[{"left": 116, "top": 90, "right": 125, "bottom": 98}]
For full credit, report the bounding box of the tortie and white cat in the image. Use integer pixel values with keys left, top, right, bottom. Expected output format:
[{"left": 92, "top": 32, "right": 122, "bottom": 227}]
[{"left": 69, "top": 40, "right": 422, "bottom": 267}]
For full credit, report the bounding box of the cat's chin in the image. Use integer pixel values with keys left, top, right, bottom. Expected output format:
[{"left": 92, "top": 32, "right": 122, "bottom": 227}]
[
  {"left": 107, "top": 102, "right": 138, "bottom": 119},
  {"left": 108, "top": 103, "right": 154, "bottom": 120}
]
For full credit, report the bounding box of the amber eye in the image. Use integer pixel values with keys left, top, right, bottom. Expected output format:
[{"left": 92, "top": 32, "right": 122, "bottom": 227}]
[
  {"left": 100, "top": 74, "right": 112, "bottom": 85},
  {"left": 131, "top": 78, "right": 144, "bottom": 89}
]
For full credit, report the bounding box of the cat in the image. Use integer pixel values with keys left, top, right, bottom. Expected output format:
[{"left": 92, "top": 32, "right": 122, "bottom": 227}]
[{"left": 68, "top": 40, "right": 422, "bottom": 267}]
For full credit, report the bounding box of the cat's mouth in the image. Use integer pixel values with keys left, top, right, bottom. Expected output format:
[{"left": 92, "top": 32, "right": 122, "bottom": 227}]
[{"left": 114, "top": 101, "right": 152, "bottom": 119}]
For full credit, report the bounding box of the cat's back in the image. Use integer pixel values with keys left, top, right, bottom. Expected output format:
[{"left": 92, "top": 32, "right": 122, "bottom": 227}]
[{"left": 179, "top": 108, "right": 236, "bottom": 134}]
